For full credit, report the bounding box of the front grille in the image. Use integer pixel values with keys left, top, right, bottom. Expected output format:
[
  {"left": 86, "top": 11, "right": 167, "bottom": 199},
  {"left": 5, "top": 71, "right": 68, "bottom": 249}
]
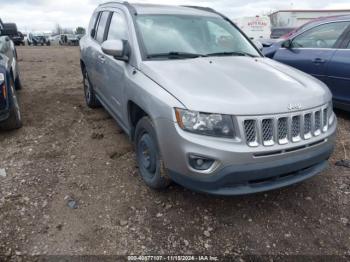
[{"left": 242, "top": 105, "right": 330, "bottom": 147}]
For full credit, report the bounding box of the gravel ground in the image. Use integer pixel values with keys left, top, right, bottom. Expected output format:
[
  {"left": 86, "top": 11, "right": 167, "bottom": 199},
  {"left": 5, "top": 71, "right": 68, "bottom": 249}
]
[{"left": 0, "top": 46, "right": 349, "bottom": 260}]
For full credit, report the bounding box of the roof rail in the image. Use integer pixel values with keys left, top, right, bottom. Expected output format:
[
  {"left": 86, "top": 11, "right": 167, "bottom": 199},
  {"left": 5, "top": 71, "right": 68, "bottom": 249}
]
[
  {"left": 182, "top": 5, "right": 217, "bottom": 13},
  {"left": 99, "top": 1, "right": 125, "bottom": 6},
  {"left": 98, "top": 1, "right": 137, "bottom": 15},
  {"left": 183, "top": 5, "right": 231, "bottom": 20}
]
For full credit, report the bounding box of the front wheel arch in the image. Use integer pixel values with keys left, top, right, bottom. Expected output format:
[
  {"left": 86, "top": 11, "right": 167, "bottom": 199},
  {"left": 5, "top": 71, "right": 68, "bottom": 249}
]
[{"left": 134, "top": 116, "right": 171, "bottom": 189}]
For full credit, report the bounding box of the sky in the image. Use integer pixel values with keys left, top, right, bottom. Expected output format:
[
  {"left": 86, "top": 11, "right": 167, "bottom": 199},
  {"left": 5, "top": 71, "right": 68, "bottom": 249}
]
[{"left": 1, "top": 0, "right": 350, "bottom": 32}]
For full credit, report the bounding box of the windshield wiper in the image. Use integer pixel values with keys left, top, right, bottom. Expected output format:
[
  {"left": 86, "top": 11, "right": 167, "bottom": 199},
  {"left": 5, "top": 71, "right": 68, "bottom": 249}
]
[
  {"left": 147, "top": 52, "right": 207, "bottom": 59},
  {"left": 206, "top": 51, "right": 258, "bottom": 58}
]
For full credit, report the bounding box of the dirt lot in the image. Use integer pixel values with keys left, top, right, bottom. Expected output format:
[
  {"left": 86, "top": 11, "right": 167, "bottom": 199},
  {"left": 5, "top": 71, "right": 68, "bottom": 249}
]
[{"left": 0, "top": 46, "right": 349, "bottom": 259}]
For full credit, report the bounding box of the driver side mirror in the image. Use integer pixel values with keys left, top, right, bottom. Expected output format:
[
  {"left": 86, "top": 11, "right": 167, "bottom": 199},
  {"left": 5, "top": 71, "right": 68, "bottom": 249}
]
[
  {"left": 101, "top": 39, "right": 130, "bottom": 62},
  {"left": 282, "top": 39, "right": 292, "bottom": 49}
]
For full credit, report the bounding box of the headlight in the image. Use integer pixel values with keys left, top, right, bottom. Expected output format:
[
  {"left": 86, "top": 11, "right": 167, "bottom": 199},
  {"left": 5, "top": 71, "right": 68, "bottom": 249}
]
[
  {"left": 175, "top": 108, "right": 235, "bottom": 138},
  {"left": 0, "top": 73, "right": 4, "bottom": 83}
]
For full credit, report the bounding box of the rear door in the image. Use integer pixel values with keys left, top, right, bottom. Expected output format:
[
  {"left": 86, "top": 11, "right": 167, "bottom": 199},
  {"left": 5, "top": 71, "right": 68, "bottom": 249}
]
[
  {"left": 325, "top": 25, "right": 350, "bottom": 106},
  {"left": 273, "top": 21, "right": 350, "bottom": 83},
  {"left": 82, "top": 12, "right": 99, "bottom": 81},
  {"left": 88, "top": 11, "right": 111, "bottom": 98}
]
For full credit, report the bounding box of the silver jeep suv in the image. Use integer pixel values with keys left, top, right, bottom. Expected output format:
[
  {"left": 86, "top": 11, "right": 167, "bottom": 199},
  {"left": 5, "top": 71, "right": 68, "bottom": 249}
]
[{"left": 80, "top": 2, "right": 337, "bottom": 195}]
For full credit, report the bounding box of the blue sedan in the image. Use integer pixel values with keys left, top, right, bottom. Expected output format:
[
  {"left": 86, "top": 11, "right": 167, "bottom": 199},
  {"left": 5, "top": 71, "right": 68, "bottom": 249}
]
[{"left": 263, "top": 15, "right": 350, "bottom": 111}]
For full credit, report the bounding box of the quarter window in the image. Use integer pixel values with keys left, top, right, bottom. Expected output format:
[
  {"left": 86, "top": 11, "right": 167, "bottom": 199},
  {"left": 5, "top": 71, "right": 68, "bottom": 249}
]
[
  {"left": 292, "top": 22, "right": 350, "bottom": 49},
  {"left": 107, "top": 12, "right": 128, "bottom": 41},
  {"left": 95, "top": 11, "right": 110, "bottom": 43}
]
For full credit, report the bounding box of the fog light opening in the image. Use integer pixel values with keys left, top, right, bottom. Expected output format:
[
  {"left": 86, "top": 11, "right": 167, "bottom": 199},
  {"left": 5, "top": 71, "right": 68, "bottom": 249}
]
[{"left": 189, "top": 155, "right": 215, "bottom": 171}]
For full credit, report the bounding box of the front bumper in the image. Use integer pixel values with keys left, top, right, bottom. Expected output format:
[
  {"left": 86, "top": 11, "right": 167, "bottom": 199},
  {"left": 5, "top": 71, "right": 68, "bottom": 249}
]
[
  {"left": 155, "top": 118, "right": 336, "bottom": 196},
  {"left": 167, "top": 142, "right": 333, "bottom": 195}
]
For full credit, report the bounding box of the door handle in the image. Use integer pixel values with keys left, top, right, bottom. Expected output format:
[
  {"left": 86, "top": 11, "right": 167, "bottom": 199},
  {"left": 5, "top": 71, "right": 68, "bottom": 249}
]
[
  {"left": 312, "top": 58, "right": 326, "bottom": 64},
  {"left": 98, "top": 55, "right": 106, "bottom": 63}
]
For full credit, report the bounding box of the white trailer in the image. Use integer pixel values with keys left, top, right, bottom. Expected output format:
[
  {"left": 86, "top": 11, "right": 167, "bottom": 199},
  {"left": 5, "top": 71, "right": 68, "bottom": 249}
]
[
  {"left": 270, "top": 10, "right": 350, "bottom": 28},
  {"left": 232, "top": 16, "right": 271, "bottom": 40}
]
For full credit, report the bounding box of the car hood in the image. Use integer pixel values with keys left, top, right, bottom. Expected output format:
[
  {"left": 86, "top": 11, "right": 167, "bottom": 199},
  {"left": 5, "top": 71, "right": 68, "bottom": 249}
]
[{"left": 140, "top": 57, "right": 331, "bottom": 115}]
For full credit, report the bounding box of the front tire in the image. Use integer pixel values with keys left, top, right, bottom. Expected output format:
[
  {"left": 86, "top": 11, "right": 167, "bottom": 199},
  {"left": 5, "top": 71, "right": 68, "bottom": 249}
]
[
  {"left": 83, "top": 68, "right": 100, "bottom": 108},
  {"left": 135, "top": 117, "right": 171, "bottom": 190},
  {"left": 0, "top": 78, "right": 22, "bottom": 130}
]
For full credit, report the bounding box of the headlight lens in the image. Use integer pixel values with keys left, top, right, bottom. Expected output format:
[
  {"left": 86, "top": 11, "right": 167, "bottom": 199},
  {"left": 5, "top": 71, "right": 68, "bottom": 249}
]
[
  {"left": 175, "top": 108, "right": 235, "bottom": 138},
  {"left": 0, "top": 73, "right": 4, "bottom": 83}
]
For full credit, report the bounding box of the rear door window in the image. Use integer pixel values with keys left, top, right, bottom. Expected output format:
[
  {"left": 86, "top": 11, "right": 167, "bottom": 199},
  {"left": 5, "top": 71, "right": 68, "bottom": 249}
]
[
  {"left": 95, "top": 11, "right": 110, "bottom": 43},
  {"left": 292, "top": 22, "right": 350, "bottom": 49},
  {"left": 107, "top": 12, "right": 128, "bottom": 41}
]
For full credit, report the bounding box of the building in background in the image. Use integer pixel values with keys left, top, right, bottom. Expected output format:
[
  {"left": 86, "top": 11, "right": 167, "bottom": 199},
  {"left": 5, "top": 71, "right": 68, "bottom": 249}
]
[
  {"left": 270, "top": 10, "right": 350, "bottom": 28},
  {"left": 232, "top": 16, "right": 271, "bottom": 40}
]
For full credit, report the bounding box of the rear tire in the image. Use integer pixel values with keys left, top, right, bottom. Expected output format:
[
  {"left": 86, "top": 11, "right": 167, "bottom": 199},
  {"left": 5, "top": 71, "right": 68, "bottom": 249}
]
[
  {"left": 15, "top": 74, "right": 22, "bottom": 90},
  {"left": 83, "top": 68, "right": 100, "bottom": 108},
  {"left": 0, "top": 78, "right": 22, "bottom": 130},
  {"left": 135, "top": 116, "right": 171, "bottom": 190}
]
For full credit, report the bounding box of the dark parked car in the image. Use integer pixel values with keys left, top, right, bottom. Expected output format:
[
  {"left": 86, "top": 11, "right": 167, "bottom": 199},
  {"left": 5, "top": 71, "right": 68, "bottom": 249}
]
[
  {"left": 264, "top": 15, "right": 350, "bottom": 111},
  {"left": 270, "top": 27, "right": 295, "bottom": 39},
  {"left": 0, "top": 19, "right": 23, "bottom": 130},
  {"left": 2, "top": 23, "right": 25, "bottom": 46},
  {"left": 11, "top": 31, "right": 25, "bottom": 46}
]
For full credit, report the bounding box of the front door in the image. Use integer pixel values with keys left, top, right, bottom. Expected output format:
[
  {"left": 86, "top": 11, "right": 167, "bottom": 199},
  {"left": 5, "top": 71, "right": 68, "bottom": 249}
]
[
  {"left": 325, "top": 30, "right": 350, "bottom": 105},
  {"left": 100, "top": 11, "right": 130, "bottom": 125}
]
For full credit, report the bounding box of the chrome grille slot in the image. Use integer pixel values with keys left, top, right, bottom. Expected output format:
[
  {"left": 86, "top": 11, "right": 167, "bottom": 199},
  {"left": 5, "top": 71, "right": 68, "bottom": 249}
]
[
  {"left": 278, "top": 117, "right": 288, "bottom": 144},
  {"left": 291, "top": 116, "right": 301, "bottom": 142},
  {"left": 244, "top": 120, "right": 258, "bottom": 147},
  {"left": 262, "top": 119, "right": 274, "bottom": 146},
  {"left": 323, "top": 108, "right": 328, "bottom": 131},
  {"left": 314, "top": 111, "right": 321, "bottom": 136},
  {"left": 304, "top": 113, "right": 312, "bottom": 139}
]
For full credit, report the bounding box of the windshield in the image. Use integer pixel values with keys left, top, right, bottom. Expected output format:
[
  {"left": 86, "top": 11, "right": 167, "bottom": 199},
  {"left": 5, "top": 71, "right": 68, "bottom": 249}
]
[{"left": 136, "top": 14, "right": 260, "bottom": 59}]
